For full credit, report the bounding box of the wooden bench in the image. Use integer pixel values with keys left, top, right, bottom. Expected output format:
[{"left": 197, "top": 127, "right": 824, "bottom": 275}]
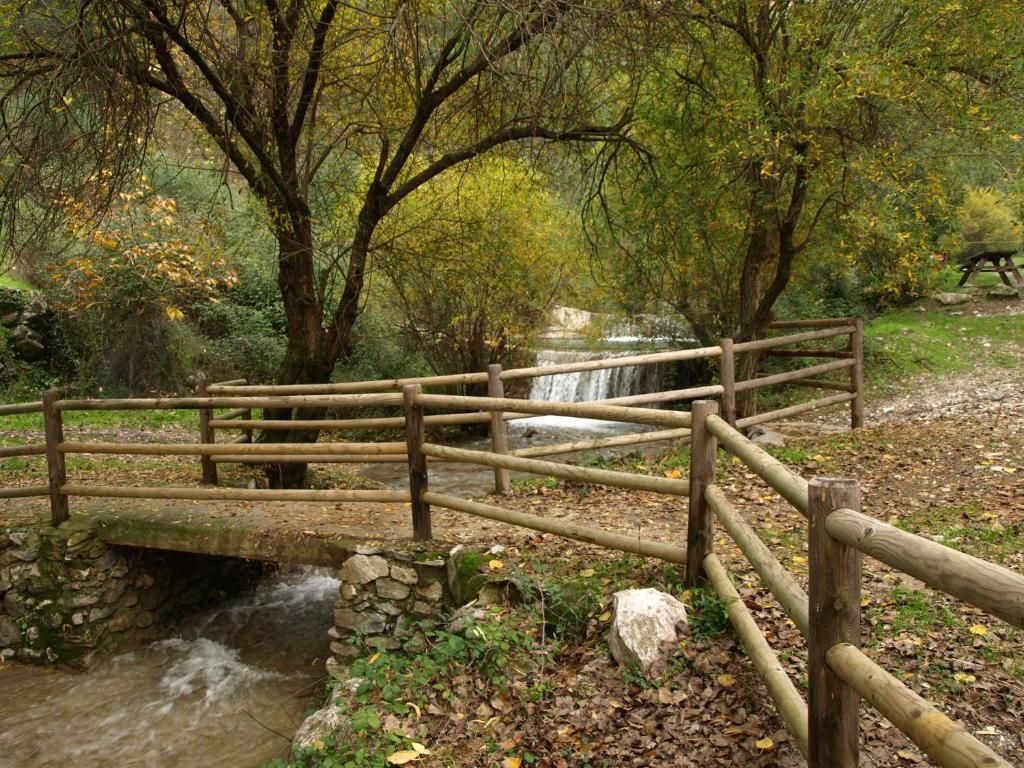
[{"left": 957, "top": 249, "right": 1023, "bottom": 287}]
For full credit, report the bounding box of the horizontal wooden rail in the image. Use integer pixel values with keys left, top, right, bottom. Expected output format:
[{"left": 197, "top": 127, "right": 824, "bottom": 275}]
[
  {"left": 210, "top": 453, "right": 408, "bottom": 464},
  {"left": 56, "top": 393, "right": 404, "bottom": 411},
  {"left": 0, "top": 444, "right": 47, "bottom": 458},
  {"left": 704, "top": 553, "right": 809, "bottom": 757},
  {"left": 734, "top": 359, "right": 855, "bottom": 393},
  {"left": 59, "top": 441, "right": 407, "bottom": 456},
  {"left": 826, "top": 643, "right": 1011, "bottom": 768},
  {"left": 596, "top": 384, "right": 724, "bottom": 406},
  {"left": 768, "top": 317, "right": 855, "bottom": 330},
  {"left": 733, "top": 326, "right": 855, "bottom": 353},
  {"left": 217, "top": 408, "right": 250, "bottom": 421},
  {"left": 414, "top": 394, "right": 690, "bottom": 428},
  {"left": 0, "top": 401, "right": 43, "bottom": 416},
  {"left": 705, "top": 415, "right": 809, "bottom": 515},
  {"left": 207, "top": 411, "right": 533, "bottom": 432},
  {"left": 60, "top": 484, "right": 410, "bottom": 503},
  {"left": 209, "top": 378, "right": 247, "bottom": 387},
  {"left": 498, "top": 345, "right": 723, "bottom": 381},
  {"left": 421, "top": 443, "right": 690, "bottom": 495},
  {"left": 780, "top": 378, "right": 856, "bottom": 393},
  {"left": 207, "top": 370, "right": 490, "bottom": 395},
  {"left": 511, "top": 428, "right": 691, "bottom": 458},
  {"left": 736, "top": 392, "right": 857, "bottom": 429},
  {"left": 424, "top": 491, "right": 690, "bottom": 564},
  {"left": 706, "top": 485, "right": 810, "bottom": 636},
  {"left": 826, "top": 508, "right": 1024, "bottom": 628},
  {"left": 229, "top": 434, "right": 251, "bottom": 445},
  {"left": 0, "top": 485, "right": 49, "bottom": 498},
  {"left": 764, "top": 349, "right": 854, "bottom": 360}
]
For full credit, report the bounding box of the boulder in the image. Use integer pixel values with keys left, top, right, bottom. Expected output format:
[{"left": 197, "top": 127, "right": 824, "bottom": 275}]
[
  {"left": 0, "top": 615, "right": 22, "bottom": 647},
  {"left": 9, "top": 325, "right": 45, "bottom": 361},
  {"left": 987, "top": 284, "right": 1020, "bottom": 299},
  {"left": 608, "top": 588, "right": 688, "bottom": 676},
  {"left": 747, "top": 425, "right": 786, "bottom": 447},
  {"left": 933, "top": 292, "right": 972, "bottom": 306},
  {"left": 339, "top": 554, "right": 389, "bottom": 585},
  {"left": 293, "top": 686, "right": 353, "bottom": 751},
  {"left": 0, "top": 288, "right": 25, "bottom": 318}
]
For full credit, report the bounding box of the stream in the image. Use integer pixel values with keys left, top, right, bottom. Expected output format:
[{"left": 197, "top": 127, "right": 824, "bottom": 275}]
[
  {"left": 0, "top": 569, "right": 339, "bottom": 768},
  {"left": 0, "top": 351, "right": 675, "bottom": 767}
]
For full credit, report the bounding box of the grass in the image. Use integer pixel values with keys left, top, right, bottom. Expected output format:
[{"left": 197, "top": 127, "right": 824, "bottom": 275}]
[
  {"left": 0, "top": 408, "right": 199, "bottom": 431},
  {"left": 863, "top": 307, "right": 1023, "bottom": 395},
  {"left": 0, "top": 272, "right": 33, "bottom": 291},
  {"left": 895, "top": 503, "right": 1024, "bottom": 562}
]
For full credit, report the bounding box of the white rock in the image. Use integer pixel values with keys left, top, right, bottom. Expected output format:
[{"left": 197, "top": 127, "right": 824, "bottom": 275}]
[
  {"left": 339, "top": 554, "right": 389, "bottom": 585},
  {"left": 608, "top": 588, "right": 688, "bottom": 676},
  {"left": 933, "top": 292, "right": 971, "bottom": 306},
  {"left": 293, "top": 681, "right": 362, "bottom": 750}
]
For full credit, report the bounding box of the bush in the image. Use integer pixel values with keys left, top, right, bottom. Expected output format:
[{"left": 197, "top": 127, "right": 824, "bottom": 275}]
[{"left": 949, "top": 187, "right": 1021, "bottom": 259}]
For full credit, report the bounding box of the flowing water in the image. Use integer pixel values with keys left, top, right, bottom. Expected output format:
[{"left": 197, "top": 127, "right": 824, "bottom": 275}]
[
  {"left": 0, "top": 344, "right": 672, "bottom": 767},
  {"left": 0, "top": 569, "right": 339, "bottom": 768}
]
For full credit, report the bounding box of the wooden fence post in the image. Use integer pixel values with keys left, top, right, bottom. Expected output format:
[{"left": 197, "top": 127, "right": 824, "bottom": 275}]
[
  {"left": 42, "top": 387, "right": 68, "bottom": 525},
  {"left": 849, "top": 319, "right": 865, "bottom": 429},
  {"left": 685, "top": 400, "right": 718, "bottom": 587},
  {"left": 808, "top": 476, "right": 862, "bottom": 768},
  {"left": 487, "top": 364, "right": 511, "bottom": 495},
  {"left": 197, "top": 378, "right": 218, "bottom": 485},
  {"left": 718, "top": 338, "right": 737, "bottom": 426},
  {"left": 403, "top": 384, "right": 432, "bottom": 541}
]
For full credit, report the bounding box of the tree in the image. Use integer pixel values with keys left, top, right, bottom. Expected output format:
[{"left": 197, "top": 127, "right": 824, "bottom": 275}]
[
  {"left": 1, "top": 0, "right": 651, "bottom": 483},
  {"left": 379, "top": 156, "right": 578, "bottom": 381},
  {"left": 590, "top": 0, "right": 1024, "bottom": 412},
  {"left": 1, "top": 0, "right": 645, "bottom": 388}
]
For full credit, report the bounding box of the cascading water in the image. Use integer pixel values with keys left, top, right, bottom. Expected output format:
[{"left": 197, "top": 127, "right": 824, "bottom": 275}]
[{"left": 528, "top": 349, "right": 666, "bottom": 403}]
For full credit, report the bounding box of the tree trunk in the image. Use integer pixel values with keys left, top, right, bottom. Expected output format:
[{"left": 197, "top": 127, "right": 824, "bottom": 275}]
[{"left": 266, "top": 220, "right": 332, "bottom": 488}]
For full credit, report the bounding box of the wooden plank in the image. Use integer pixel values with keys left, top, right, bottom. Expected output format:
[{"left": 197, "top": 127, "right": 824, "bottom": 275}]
[
  {"left": 421, "top": 443, "right": 690, "bottom": 495},
  {"left": 826, "top": 643, "right": 1013, "bottom": 768},
  {"left": 216, "top": 408, "right": 250, "bottom": 421},
  {"left": 705, "top": 414, "right": 809, "bottom": 515},
  {"left": 733, "top": 326, "right": 856, "bottom": 353},
  {"left": 56, "top": 393, "right": 405, "bottom": 411},
  {"left": 685, "top": 400, "right": 718, "bottom": 587},
  {"left": 764, "top": 349, "right": 854, "bottom": 359},
  {"left": 42, "top": 388, "right": 69, "bottom": 525},
  {"left": 198, "top": 379, "right": 218, "bottom": 486},
  {"left": 207, "top": 370, "right": 490, "bottom": 395},
  {"left": 404, "top": 385, "right": 431, "bottom": 541},
  {"left": 61, "top": 484, "right": 410, "bottom": 502},
  {"left": 211, "top": 453, "right": 407, "bottom": 464},
  {"left": 768, "top": 317, "right": 855, "bottom": 329},
  {"left": 0, "top": 444, "right": 47, "bottom": 458},
  {"left": 595, "top": 384, "right": 724, "bottom": 406},
  {"left": 850, "top": 318, "right": 865, "bottom": 429},
  {"left": 414, "top": 394, "right": 690, "bottom": 428},
  {"left": 734, "top": 359, "right": 855, "bottom": 393},
  {"left": 0, "top": 485, "right": 49, "bottom": 499},
  {"left": 0, "top": 401, "right": 43, "bottom": 416},
  {"left": 487, "top": 364, "right": 511, "bottom": 495},
  {"left": 719, "top": 338, "right": 737, "bottom": 426},
  {"left": 777, "top": 378, "right": 856, "bottom": 393},
  {"left": 735, "top": 392, "right": 856, "bottom": 430},
  {"left": 424, "top": 491, "right": 690, "bottom": 564},
  {"left": 704, "top": 553, "right": 810, "bottom": 757},
  {"left": 826, "top": 508, "right": 1024, "bottom": 628},
  {"left": 706, "top": 484, "right": 810, "bottom": 636},
  {"left": 59, "top": 441, "right": 407, "bottom": 456},
  {"left": 207, "top": 411, "right": 531, "bottom": 431},
  {"left": 808, "top": 477, "right": 862, "bottom": 768},
  {"left": 510, "top": 427, "right": 691, "bottom": 459},
  {"left": 498, "top": 345, "right": 723, "bottom": 381},
  {"left": 209, "top": 378, "right": 247, "bottom": 387}
]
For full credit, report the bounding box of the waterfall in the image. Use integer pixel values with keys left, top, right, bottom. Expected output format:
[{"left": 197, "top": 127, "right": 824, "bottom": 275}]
[{"left": 528, "top": 349, "right": 665, "bottom": 403}]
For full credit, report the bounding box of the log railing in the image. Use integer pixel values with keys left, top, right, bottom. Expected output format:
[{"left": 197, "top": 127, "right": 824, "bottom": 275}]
[{"left": 397, "top": 392, "right": 1019, "bottom": 768}]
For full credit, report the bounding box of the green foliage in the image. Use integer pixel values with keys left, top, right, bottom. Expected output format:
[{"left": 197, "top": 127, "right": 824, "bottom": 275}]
[
  {"left": 945, "top": 187, "right": 1021, "bottom": 260},
  {"left": 378, "top": 157, "right": 580, "bottom": 378}
]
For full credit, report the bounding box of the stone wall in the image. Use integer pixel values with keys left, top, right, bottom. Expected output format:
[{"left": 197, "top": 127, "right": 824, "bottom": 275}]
[
  {"left": 0, "top": 519, "right": 265, "bottom": 668},
  {"left": 328, "top": 547, "right": 447, "bottom": 673}
]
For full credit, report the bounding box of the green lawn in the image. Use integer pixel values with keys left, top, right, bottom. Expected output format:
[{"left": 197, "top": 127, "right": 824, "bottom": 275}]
[{"left": 0, "top": 272, "right": 33, "bottom": 291}]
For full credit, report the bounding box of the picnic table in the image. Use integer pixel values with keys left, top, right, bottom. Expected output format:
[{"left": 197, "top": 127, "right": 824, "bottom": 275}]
[{"left": 957, "top": 249, "right": 1024, "bottom": 287}]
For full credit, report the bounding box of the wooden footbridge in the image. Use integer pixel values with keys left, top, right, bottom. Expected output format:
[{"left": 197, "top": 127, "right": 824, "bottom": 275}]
[{"left": 2, "top": 317, "right": 1022, "bottom": 767}]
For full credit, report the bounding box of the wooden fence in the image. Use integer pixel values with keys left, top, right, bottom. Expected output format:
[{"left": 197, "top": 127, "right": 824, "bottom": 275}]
[
  {"left": 403, "top": 392, "right": 1021, "bottom": 768},
  {"left": 0, "top": 316, "right": 1020, "bottom": 765},
  {"left": 0, "top": 317, "right": 864, "bottom": 513}
]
